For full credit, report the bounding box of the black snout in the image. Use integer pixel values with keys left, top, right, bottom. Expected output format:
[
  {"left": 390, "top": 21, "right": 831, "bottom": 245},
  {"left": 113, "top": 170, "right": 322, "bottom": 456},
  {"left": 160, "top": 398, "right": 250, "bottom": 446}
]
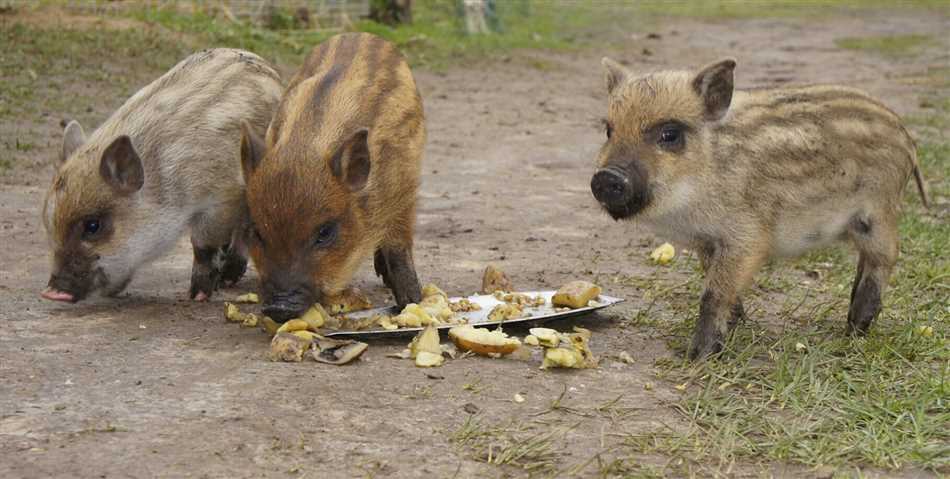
[
  {"left": 591, "top": 165, "right": 650, "bottom": 219},
  {"left": 262, "top": 288, "right": 312, "bottom": 323}
]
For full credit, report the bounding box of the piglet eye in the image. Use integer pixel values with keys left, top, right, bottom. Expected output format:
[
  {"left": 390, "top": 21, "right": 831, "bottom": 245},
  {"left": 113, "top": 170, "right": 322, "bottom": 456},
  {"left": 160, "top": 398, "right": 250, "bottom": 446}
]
[
  {"left": 81, "top": 218, "right": 102, "bottom": 240},
  {"left": 605, "top": 121, "right": 613, "bottom": 139},
  {"left": 659, "top": 128, "right": 680, "bottom": 144},
  {"left": 313, "top": 222, "right": 338, "bottom": 248}
]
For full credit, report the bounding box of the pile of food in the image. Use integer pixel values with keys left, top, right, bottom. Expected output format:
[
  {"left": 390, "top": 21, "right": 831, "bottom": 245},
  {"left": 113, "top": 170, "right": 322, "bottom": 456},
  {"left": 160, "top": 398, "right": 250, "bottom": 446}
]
[{"left": 224, "top": 263, "right": 610, "bottom": 368}]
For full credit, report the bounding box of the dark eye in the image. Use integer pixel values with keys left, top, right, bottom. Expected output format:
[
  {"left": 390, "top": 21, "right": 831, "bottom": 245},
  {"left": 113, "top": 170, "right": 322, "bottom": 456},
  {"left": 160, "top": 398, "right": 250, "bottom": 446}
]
[
  {"left": 82, "top": 218, "right": 101, "bottom": 240},
  {"left": 605, "top": 121, "right": 613, "bottom": 139},
  {"left": 313, "top": 222, "right": 338, "bottom": 248},
  {"left": 657, "top": 124, "right": 685, "bottom": 149},
  {"left": 250, "top": 226, "right": 264, "bottom": 244}
]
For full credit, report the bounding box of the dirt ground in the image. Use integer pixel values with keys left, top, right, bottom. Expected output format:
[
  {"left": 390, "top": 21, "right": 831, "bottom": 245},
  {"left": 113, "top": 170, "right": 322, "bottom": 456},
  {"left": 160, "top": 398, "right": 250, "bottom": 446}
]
[{"left": 1, "top": 8, "right": 947, "bottom": 479}]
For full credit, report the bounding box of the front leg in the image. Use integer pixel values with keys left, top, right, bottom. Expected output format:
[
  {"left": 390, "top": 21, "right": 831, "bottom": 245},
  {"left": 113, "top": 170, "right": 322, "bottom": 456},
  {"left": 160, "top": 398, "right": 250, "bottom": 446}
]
[
  {"left": 189, "top": 204, "right": 245, "bottom": 301},
  {"left": 373, "top": 246, "right": 421, "bottom": 308},
  {"left": 190, "top": 244, "right": 227, "bottom": 301},
  {"left": 689, "top": 241, "right": 767, "bottom": 361}
]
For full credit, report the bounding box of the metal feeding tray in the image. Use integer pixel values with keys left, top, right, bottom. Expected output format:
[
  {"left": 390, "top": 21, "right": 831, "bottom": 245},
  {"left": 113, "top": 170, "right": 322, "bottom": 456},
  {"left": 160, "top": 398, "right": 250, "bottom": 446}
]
[{"left": 323, "top": 291, "right": 624, "bottom": 338}]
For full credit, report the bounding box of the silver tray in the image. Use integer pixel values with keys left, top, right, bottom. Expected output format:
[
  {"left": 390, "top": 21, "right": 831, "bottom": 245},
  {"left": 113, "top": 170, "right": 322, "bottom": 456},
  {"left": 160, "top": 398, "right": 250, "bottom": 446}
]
[{"left": 323, "top": 291, "right": 624, "bottom": 338}]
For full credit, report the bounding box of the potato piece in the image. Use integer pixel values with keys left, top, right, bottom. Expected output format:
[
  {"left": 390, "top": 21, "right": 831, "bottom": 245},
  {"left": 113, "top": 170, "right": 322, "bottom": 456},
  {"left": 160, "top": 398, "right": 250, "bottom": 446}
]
[
  {"left": 269, "top": 332, "right": 309, "bottom": 362},
  {"left": 481, "top": 264, "right": 513, "bottom": 294},
  {"left": 551, "top": 281, "right": 601, "bottom": 309},
  {"left": 234, "top": 292, "right": 260, "bottom": 304},
  {"left": 378, "top": 315, "right": 398, "bottom": 330},
  {"left": 260, "top": 316, "right": 280, "bottom": 336},
  {"left": 500, "top": 292, "right": 546, "bottom": 307},
  {"left": 224, "top": 302, "right": 242, "bottom": 322},
  {"left": 241, "top": 313, "right": 260, "bottom": 328},
  {"left": 449, "top": 298, "right": 482, "bottom": 312},
  {"left": 291, "top": 330, "right": 321, "bottom": 343},
  {"left": 649, "top": 242, "right": 675, "bottom": 265},
  {"left": 420, "top": 294, "right": 455, "bottom": 322},
  {"left": 313, "top": 337, "right": 368, "bottom": 365},
  {"left": 421, "top": 283, "right": 447, "bottom": 299},
  {"left": 528, "top": 327, "right": 561, "bottom": 348},
  {"left": 277, "top": 319, "right": 311, "bottom": 334},
  {"left": 324, "top": 288, "right": 372, "bottom": 314},
  {"left": 488, "top": 303, "right": 523, "bottom": 322},
  {"left": 299, "top": 304, "right": 328, "bottom": 330},
  {"left": 524, "top": 335, "right": 540, "bottom": 346},
  {"left": 396, "top": 303, "right": 434, "bottom": 327},
  {"left": 409, "top": 326, "right": 442, "bottom": 359},
  {"left": 415, "top": 351, "right": 444, "bottom": 367},
  {"left": 448, "top": 325, "right": 521, "bottom": 356},
  {"left": 541, "top": 347, "right": 585, "bottom": 369}
]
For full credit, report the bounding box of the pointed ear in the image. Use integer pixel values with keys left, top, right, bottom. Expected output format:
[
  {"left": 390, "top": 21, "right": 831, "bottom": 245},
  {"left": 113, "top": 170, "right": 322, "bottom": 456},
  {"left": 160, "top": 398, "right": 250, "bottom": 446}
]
[
  {"left": 330, "top": 128, "right": 371, "bottom": 192},
  {"left": 602, "top": 57, "right": 629, "bottom": 95},
  {"left": 240, "top": 121, "right": 266, "bottom": 181},
  {"left": 61, "top": 120, "right": 85, "bottom": 165},
  {"left": 692, "top": 58, "right": 736, "bottom": 121},
  {"left": 100, "top": 135, "right": 144, "bottom": 195}
]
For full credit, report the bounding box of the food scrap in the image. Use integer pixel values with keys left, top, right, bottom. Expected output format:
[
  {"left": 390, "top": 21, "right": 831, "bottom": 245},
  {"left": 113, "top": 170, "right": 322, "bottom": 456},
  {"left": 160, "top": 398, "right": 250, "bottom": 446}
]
[
  {"left": 551, "top": 280, "right": 602, "bottom": 309},
  {"left": 448, "top": 324, "right": 521, "bottom": 357},
  {"left": 524, "top": 326, "right": 598, "bottom": 370},
  {"left": 649, "top": 242, "right": 676, "bottom": 265},
  {"left": 323, "top": 287, "right": 372, "bottom": 314},
  {"left": 234, "top": 292, "right": 260, "bottom": 304},
  {"left": 481, "top": 264, "right": 513, "bottom": 294},
  {"left": 408, "top": 326, "right": 444, "bottom": 367}
]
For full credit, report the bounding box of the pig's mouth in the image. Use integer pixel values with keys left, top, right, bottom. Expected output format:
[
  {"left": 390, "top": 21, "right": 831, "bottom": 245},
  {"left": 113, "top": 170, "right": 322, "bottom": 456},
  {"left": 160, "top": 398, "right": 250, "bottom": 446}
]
[
  {"left": 591, "top": 166, "right": 652, "bottom": 220},
  {"left": 42, "top": 267, "right": 109, "bottom": 303}
]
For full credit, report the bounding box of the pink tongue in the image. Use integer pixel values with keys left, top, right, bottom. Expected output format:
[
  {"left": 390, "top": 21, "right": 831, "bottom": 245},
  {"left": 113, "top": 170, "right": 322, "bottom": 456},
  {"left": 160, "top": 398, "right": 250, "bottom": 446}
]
[{"left": 41, "top": 288, "right": 75, "bottom": 302}]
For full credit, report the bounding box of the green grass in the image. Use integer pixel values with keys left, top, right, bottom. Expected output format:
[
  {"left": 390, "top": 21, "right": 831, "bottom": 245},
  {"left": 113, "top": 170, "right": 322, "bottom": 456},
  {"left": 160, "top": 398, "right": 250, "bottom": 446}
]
[
  {"left": 130, "top": 0, "right": 611, "bottom": 70},
  {"left": 835, "top": 34, "right": 934, "bottom": 57},
  {"left": 630, "top": 0, "right": 950, "bottom": 19}
]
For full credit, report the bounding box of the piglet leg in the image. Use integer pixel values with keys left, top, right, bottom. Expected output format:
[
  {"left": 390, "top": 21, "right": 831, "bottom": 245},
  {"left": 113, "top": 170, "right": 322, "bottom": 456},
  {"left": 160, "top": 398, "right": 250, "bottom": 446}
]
[{"left": 374, "top": 246, "right": 422, "bottom": 308}]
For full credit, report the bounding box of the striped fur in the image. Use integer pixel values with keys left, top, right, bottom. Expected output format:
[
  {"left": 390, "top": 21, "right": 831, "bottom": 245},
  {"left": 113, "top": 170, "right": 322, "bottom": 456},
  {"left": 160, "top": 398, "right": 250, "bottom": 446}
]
[
  {"left": 594, "top": 58, "right": 927, "bottom": 360},
  {"left": 42, "top": 48, "right": 282, "bottom": 301},
  {"left": 242, "top": 33, "right": 425, "bottom": 312}
]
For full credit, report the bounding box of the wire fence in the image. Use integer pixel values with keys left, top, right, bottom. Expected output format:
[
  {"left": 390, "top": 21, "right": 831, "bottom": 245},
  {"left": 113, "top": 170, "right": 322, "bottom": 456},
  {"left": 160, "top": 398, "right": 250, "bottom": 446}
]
[{"left": 2, "top": 1, "right": 371, "bottom": 29}]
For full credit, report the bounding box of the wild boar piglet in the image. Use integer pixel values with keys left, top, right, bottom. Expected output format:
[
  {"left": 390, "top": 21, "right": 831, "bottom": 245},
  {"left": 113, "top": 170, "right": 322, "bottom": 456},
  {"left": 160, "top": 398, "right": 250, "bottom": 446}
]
[
  {"left": 241, "top": 33, "right": 426, "bottom": 322},
  {"left": 591, "top": 58, "right": 928, "bottom": 360},
  {"left": 42, "top": 49, "right": 282, "bottom": 303}
]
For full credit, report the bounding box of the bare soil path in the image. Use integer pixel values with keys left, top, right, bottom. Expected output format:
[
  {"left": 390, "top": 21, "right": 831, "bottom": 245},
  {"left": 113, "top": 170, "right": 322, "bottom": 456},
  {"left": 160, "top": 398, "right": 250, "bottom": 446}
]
[{"left": 1, "top": 9, "right": 947, "bottom": 478}]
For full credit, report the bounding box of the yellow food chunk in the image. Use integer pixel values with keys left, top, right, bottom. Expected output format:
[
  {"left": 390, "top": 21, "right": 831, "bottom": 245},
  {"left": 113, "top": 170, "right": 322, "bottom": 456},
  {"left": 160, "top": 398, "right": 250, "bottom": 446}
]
[
  {"left": 378, "top": 315, "right": 398, "bottom": 330},
  {"left": 324, "top": 288, "right": 372, "bottom": 314},
  {"left": 276, "top": 319, "right": 311, "bottom": 334},
  {"left": 449, "top": 298, "right": 482, "bottom": 312},
  {"left": 524, "top": 335, "right": 539, "bottom": 346},
  {"left": 260, "top": 316, "right": 280, "bottom": 336},
  {"left": 291, "top": 330, "right": 319, "bottom": 344},
  {"left": 420, "top": 294, "right": 455, "bottom": 322},
  {"left": 299, "top": 304, "right": 328, "bottom": 330},
  {"left": 421, "top": 283, "right": 447, "bottom": 299},
  {"left": 481, "top": 264, "right": 513, "bottom": 294},
  {"left": 541, "top": 348, "right": 584, "bottom": 369},
  {"left": 488, "top": 303, "right": 523, "bottom": 322},
  {"left": 269, "top": 332, "right": 309, "bottom": 362},
  {"left": 500, "top": 292, "right": 546, "bottom": 307},
  {"left": 224, "top": 302, "right": 242, "bottom": 322},
  {"left": 409, "top": 326, "right": 442, "bottom": 359},
  {"left": 234, "top": 292, "right": 260, "bottom": 304},
  {"left": 414, "top": 351, "right": 444, "bottom": 367},
  {"left": 551, "top": 281, "right": 602, "bottom": 309},
  {"left": 240, "top": 313, "right": 259, "bottom": 328},
  {"left": 448, "top": 325, "right": 521, "bottom": 356},
  {"left": 528, "top": 327, "right": 561, "bottom": 348},
  {"left": 649, "top": 242, "right": 675, "bottom": 265}
]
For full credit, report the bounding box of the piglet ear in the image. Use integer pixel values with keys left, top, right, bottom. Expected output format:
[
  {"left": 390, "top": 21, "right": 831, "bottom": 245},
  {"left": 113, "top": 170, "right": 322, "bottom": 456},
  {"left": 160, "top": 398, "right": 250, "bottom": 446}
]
[
  {"left": 240, "top": 121, "right": 266, "bottom": 181},
  {"left": 330, "top": 128, "right": 371, "bottom": 192},
  {"left": 61, "top": 120, "right": 85, "bottom": 165},
  {"left": 602, "top": 57, "right": 629, "bottom": 96},
  {"left": 99, "top": 135, "right": 144, "bottom": 195},
  {"left": 692, "top": 58, "right": 736, "bottom": 121}
]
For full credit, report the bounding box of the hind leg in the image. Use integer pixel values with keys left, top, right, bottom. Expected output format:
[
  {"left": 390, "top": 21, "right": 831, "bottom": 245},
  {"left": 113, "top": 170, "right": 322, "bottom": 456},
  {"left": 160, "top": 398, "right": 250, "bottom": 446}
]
[
  {"left": 189, "top": 203, "right": 245, "bottom": 301},
  {"left": 846, "top": 212, "right": 898, "bottom": 334}
]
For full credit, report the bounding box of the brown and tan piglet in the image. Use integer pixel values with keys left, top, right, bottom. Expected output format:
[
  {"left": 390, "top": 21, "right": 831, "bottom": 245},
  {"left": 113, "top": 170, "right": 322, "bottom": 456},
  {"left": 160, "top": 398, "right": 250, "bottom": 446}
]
[
  {"left": 42, "top": 49, "right": 282, "bottom": 303},
  {"left": 590, "top": 58, "right": 928, "bottom": 360},
  {"left": 241, "top": 32, "right": 426, "bottom": 321}
]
